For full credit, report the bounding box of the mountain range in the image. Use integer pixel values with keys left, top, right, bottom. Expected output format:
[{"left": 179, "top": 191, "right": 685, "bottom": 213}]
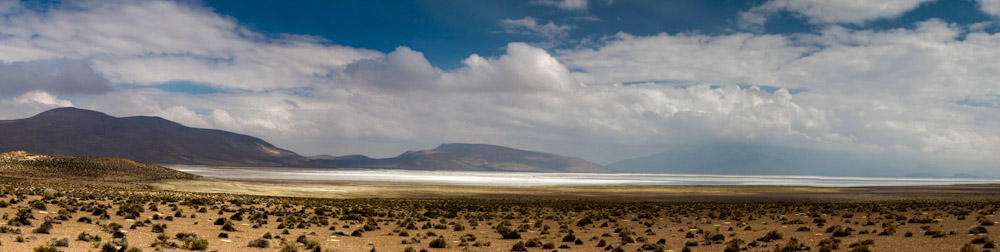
[
  {"left": 309, "top": 143, "right": 612, "bottom": 172},
  {"left": 0, "top": 107, "right": 610, "bottom": 173},
  {"left": 3, "top": 108, "right": 985, "bottom": 177}
]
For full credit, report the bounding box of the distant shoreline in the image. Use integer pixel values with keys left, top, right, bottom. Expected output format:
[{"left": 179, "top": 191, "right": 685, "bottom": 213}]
[
  {"left": 166, "top": 165, "right": 1000, "bottom": 188},
  {"left": 147, "top": 176, "right": 1000, "bottom": 202}
]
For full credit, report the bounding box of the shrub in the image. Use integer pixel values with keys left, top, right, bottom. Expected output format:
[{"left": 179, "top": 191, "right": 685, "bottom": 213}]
[
  {"left": 818, "top": 237, "right": 840, "bottom": 251},
  {"left": 77, "top": 232, "right": 101, "bottom": 242},
  {"left": 151, "top": 223, "right": 166, "bottom": 233},
  {"left": 183, "top": 237, "right": 209, "bottom": 251},
  {"left": 33, "top": 245, "right": 60, "bottom": 252},
  {"left": 495, "top": 225, "right": 520, "bottom": 239},
  {"left": 543, "top": 242, "right": 555, "bottom": 249},
  {"left": 563, "top": 233, "right": 577, "bottom": 242},
  {"left": 961, "top": 243, "right": 977, "bottom": 252},
  {"left": 970, "top": 226, "right": 989, "bottom": 235},
  {"left": 524, "top": 238, "right": 542, "bottom": 247},
  {"left": 278, "top": 244, "right": 297, "bottom": 252},
  {"left": 848, "top": 239, "right": 874, "bottom": 252},
  {"left": 511, "top": 241, "right": 527, "bottom": 251},
  {"left": 222, "top": 221, "right": 236, "bottom": 231},
  {"left": 757, "top": 231, "right": 783, "bottom": 242},
  {"left": 116, "top": 204, "right": 143, "bottom": 219},
  {"left": 33, "top": 220, "right": 54, "bottom": 234},
  {"left": 247, "top": 238, "right": 270, "bottom": 248},
  {"left": 775, "top": 238, "right": 810, "bottom": 252},
  {"left": 49, "top": 237, "right": 69, "bottom": 247},
  {"left": 429, "top": 236, "right": 447, "bottom": 248},
  {"left": 724, "top": 238, "right": 744, "bottom": 252},
  {"left": 1, "top": 225, "right": 22, "bottom": 234},
  {"left": 972, "top": 236, "right": 990, "bottom": 244}
]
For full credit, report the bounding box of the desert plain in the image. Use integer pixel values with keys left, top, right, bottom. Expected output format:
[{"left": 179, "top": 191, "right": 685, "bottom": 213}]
[{"left": 2, "top": 151, "right": 999, "bottom": 252}]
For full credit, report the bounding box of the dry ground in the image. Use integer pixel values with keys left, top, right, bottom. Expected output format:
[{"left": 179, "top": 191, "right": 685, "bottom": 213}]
[{"left": 0, "top": 177, "right": 999, "bottom": 252}]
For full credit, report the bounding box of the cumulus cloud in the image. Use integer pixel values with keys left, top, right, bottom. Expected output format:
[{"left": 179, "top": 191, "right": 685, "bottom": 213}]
[
  {"left": 0, "top": 59, "right": 112, "bottom": 96},
  {"left": 558, "top": 32, "right": 806, "bottom": 86},
  {"left": 739, "top": 0, "right": 935, "bottom": 28},
  {"left": 13, "top": 91, "right": 75, "bottom": 107},
  {"left": 343, "top": 42, "right": 576, "bottom": 93},
  {"left": 980, "top": 0, "right": 1000, "bottom": 17},
  {"left": 530, "top": 0, "right": 588, "bottom": 11},
  {"left": 558, "top": 19, "right": 1000, "bottom": 163},
  {"left": 0, "top": 0, "right": 998, "bottom": 173},
  {"left": 0, "top": 0, "right": 381, "bottom": 91}
]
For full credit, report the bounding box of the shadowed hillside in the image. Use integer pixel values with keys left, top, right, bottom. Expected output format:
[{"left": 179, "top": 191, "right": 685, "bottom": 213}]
[
  {"left": 1, "top": 108, "right": 610, "bottom": 172},
  {"left": 0, "top": 107, "right": 307, "bottom": 166},
  {"left": 0, "top": 151, "right": 197, "bottom": 182}
]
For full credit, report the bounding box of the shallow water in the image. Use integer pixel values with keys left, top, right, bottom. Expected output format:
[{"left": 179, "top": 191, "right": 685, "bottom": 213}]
[{"left": 168, "top": 166, "right": 1000, "bottom": 187}]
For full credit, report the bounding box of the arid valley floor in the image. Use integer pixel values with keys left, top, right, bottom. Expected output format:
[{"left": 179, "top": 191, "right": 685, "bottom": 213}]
[{"left": 3, "top": 152, "right": 1000, "bottom": 252}]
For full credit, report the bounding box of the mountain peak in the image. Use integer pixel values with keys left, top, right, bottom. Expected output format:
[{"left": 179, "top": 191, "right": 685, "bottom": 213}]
[{"left": 31, "top": 107, "right": 113, "bottom": 120}]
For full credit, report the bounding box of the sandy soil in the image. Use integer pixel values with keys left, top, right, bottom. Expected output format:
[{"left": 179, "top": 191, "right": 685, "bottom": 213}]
[{"left": 1, "top": 178, "right": 999, "bottom": 251}]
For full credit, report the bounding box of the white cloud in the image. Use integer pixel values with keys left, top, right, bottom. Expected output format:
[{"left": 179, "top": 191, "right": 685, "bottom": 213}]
[
  {"left": 499, "top": 17, "right": 572, "bottom": 47},
  {"left": 558, "top": 32, "right": 807, "bottom": 86},
  {"left": 980, "top": 0, "right": 1000, "bottom": 17},
  {"left": 0, "top": 0, "right": 381, "bottom": 91},
  {"left": 343, "top": 42, "right": 576, "bottom": 93},
  {"left": 740, "top": 0, "right": 935, "bottom": 28},
  {"left": 530, "top": 0, "right": 588, "bottom": 11},
  {"left": 13, "top": 91, "right": 75, "bottom": 107},
  {"left": 557, "top": 19, "right": 1000, "bottom": 163},
  {"left": 0, "top": 59, "right": 112, "bottom": 95},
  {"left": 0, "top": 0, "right": 998, "bottom": 173}
]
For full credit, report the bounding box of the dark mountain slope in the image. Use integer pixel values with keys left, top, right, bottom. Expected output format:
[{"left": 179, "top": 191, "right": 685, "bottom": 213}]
[{"left": 0, "top": 107, "right": 306, "bottom": 166}]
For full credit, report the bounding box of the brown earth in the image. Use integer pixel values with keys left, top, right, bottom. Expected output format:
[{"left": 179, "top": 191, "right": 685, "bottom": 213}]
[
  {"left": 2, "top": 151, "right": 999, "bottom": 251},
  {"left": 0, "top": 176, "right": 997, "bottom": 251}
]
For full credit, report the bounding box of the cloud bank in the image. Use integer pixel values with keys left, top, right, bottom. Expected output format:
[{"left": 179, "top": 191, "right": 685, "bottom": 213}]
[
  {"left": 1, "top": 0, "right": 998, "bottom": 176},
  {"left": 740, "top": 0, "right": 936, "bottom": 28},
  {"left": 0, "top": 59, "right": 112, "bottom": 96}
]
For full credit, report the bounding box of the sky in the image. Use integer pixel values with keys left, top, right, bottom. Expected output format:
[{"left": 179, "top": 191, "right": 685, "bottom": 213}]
[{"left": 2, "top": 0, "right": 1000, "bottom": 175}]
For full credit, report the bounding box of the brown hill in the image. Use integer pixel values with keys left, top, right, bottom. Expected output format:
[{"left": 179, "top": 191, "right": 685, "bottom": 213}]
[
  {"left": 0, "top": 151, "right": 197, "bottom": 182},
  {"left": 308, "top": 143, "right": 613, "bottom": 173},
  {"left": 2, "top": 108, "right": 610, "bottom": 172},
  {"left": 0, "top": 107, "right": 307, "bottom": 166}
]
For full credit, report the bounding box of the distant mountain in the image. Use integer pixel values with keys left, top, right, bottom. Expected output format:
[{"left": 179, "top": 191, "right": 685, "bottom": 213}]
[
  {"left": 1, "top": 108, "right": 609, "bottom": 172},
  {"left": 0, "top": 151, "right": 198, "bottom": 183},
  {"left": 607, "top": 142, "right": 982, "bottom": 178},
  {"left": 308, "top": 143, "right": 613, "bottom": 173},
  {"left": 0, "top": 107, "right": 307, "bottom": 166}
]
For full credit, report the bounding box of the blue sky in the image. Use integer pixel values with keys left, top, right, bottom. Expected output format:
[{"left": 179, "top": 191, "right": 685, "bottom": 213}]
[
  {"left": 200, "top": 0, "right": 997, "bottom": 69},
  {"left": 2, "top": 0, "right": 1000, "bottom": 176}
]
